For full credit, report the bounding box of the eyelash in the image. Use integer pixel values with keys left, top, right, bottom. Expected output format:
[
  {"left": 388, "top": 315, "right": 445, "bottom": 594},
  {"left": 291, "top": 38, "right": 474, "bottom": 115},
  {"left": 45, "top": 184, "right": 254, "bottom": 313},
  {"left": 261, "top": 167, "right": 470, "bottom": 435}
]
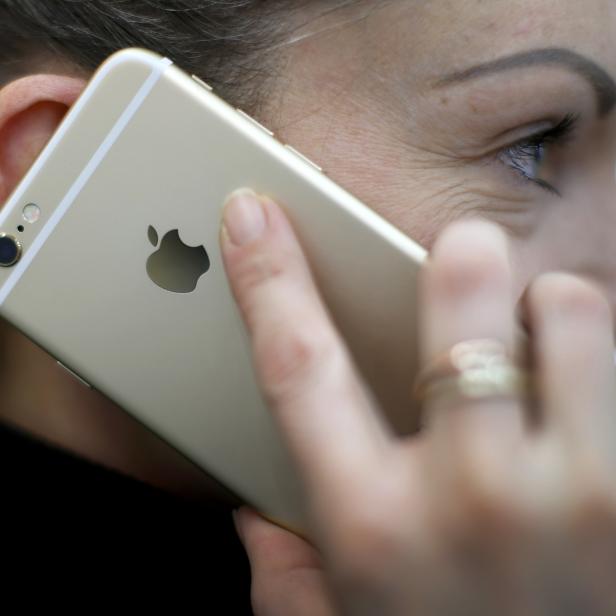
[{"left": 498, "top": 113, "right": 579, "bottom": 196}]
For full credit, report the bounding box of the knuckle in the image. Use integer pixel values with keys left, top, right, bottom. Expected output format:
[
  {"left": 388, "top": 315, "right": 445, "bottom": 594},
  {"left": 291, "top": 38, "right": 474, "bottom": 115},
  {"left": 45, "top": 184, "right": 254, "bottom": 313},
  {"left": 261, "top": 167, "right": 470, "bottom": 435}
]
[
  {"left": 566, "top": 472, "right": 616, "bottom": 530},
  {"left": 447, "top": 471, "right": 530, "bottom": 547},
  {"left": 461, "top": 493, "right": 515, "bottom": 534},
  {"left": 256, "top": 323, "right": 340, "bottom": 403},
  {"left": 533, "top": 273, "right": 611, "bottom": 322},
  {"left": 330, "top": 496, "right": 408, "bottom": 587},
  {"left": 230, "top": 246, "right": 289, "bottom": 300}
]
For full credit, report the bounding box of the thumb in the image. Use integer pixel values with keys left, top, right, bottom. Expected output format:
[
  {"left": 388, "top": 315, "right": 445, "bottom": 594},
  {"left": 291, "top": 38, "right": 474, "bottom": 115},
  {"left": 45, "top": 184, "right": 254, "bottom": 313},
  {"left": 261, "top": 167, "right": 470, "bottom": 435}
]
[{"left": 234, "top": 508, "right": 337, "bottom": 616}]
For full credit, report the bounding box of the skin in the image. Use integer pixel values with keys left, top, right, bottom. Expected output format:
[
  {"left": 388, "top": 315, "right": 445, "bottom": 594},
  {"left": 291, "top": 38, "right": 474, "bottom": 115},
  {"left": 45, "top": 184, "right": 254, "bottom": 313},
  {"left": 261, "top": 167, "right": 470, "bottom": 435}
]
[
  {"left": 0, "top": 0, "right": 615, "bottom": 612},
  {"left": 225, "top": 195, "right": 616, "bottom": 615}
]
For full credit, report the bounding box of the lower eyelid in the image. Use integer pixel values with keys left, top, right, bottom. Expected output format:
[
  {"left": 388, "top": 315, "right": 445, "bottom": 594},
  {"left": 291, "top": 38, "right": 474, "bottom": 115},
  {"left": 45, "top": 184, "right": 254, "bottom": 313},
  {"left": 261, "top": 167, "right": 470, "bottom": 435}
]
[
  {"left": 489, "top": 149, "right": 555, "bottom": 195},
  {"left": 497, "top": 147, "right": 534, "bottom": 178},
  {"left": 501, "top": 159, "right": 560, "bottom": 197}
]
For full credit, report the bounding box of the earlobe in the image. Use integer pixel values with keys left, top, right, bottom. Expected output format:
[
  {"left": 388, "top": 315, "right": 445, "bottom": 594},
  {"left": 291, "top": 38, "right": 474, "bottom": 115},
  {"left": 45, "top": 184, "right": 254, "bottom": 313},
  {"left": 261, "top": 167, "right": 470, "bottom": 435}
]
[{"left": 0, "top": 75, "right": 85, "bottom": 202}]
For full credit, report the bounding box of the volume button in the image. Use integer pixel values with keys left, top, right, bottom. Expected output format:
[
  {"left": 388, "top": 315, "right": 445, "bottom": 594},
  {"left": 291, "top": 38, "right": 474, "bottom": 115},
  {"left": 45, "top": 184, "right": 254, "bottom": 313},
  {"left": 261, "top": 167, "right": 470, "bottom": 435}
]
[
  {"left": 191, "top": 74, "right": 213, "bottom": 91},
  {"left": 284, "top": 145, "right": 323, "bottom": 173},
  {"left": 236, "top": 109, "right": 274, "bottom": 136},
  {"left": 57, "top": 361, "right": 92, "bottom": 389}
]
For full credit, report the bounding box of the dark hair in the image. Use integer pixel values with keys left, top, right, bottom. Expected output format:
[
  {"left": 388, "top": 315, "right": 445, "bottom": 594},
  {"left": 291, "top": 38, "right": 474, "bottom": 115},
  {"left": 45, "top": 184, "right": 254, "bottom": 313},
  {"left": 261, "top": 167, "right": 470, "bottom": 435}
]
[{"left": 0, "top": 0, "right": 308, "bottom": 112}]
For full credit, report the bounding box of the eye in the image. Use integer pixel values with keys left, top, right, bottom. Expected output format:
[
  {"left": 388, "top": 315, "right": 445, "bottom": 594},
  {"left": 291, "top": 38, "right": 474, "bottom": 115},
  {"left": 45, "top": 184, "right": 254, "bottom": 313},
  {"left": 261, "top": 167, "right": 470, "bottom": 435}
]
[{"left": 497, "top": 114, "right": 579, "bottom": 197}]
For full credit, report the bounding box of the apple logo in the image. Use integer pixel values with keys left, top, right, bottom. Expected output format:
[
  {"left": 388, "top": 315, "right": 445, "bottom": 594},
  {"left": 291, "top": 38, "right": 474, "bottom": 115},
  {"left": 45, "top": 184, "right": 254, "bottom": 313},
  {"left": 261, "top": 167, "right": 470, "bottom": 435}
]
[{"left": 146, "top": 225, "right": 210, "bottom": 293}]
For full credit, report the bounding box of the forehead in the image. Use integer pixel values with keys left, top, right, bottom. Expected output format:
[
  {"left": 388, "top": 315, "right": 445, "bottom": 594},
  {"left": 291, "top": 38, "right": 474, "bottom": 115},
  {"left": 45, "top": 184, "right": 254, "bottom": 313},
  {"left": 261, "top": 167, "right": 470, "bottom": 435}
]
[{"left": 354, "top": 0, "right": 615, "bottom": 80}]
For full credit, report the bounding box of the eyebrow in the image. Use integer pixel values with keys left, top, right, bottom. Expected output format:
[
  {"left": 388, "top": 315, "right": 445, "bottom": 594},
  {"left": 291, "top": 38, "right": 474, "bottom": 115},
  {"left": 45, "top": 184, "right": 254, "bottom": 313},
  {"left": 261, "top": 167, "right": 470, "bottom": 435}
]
[{"left": 436, "top": 47, "right": 616, "bottom": 116}]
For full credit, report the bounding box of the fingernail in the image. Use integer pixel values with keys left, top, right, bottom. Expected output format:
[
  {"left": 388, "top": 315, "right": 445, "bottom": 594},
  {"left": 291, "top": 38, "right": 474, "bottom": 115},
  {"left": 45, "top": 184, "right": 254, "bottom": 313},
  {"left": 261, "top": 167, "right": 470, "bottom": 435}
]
[{"left": 223, "top": 189, "right": 267, "bottom": 246}]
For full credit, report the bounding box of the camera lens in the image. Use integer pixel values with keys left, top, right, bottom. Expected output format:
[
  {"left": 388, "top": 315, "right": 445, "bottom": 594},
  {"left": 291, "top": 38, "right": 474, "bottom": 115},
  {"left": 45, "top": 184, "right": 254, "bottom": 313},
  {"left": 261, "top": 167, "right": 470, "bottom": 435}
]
[{"left": 0, "top": 234, "right": 22, "bottom": 267}]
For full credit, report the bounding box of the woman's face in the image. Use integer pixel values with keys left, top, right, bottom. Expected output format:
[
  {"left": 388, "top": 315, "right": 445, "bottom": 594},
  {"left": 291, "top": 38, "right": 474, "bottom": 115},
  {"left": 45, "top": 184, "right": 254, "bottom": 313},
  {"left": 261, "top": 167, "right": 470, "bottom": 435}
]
[
  {"left": 269, "top": 0, "right": 616, "bottom": 317},
  {"left": 2, "top": 0, "right": 615, "bottom": 492}
]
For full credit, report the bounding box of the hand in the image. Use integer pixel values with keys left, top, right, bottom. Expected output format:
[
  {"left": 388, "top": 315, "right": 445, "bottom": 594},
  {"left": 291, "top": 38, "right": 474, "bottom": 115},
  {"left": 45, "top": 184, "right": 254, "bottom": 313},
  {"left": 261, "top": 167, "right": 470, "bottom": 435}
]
[{"left": 221, "top": 188, "right": 616, "bottom": 616}]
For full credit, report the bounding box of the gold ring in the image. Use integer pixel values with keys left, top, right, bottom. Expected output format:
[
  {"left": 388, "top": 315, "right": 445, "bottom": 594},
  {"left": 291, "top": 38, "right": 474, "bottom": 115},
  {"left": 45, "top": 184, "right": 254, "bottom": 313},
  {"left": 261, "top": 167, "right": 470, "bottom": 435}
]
[{"left": 414, "top": 338, "right": 530, "bottom": 407}]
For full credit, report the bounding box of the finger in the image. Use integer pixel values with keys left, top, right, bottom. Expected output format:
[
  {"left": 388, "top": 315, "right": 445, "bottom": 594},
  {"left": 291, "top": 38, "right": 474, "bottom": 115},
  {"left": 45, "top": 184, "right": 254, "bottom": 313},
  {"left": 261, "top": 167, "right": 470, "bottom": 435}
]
[
  {"left": 220, "top": 189, "right": 388, "bottom": 506},
  {"left": 234, "top": 508, "right": 337, "bottom": 616},
  {"left": 420, "top": 219, "right": 524, "bottom": 435},
  {"left": 527, "top": 273, "right": 616, "bottom": 455},
  {"left": 418, "top": 221, "right": 526, "bottom": 522}
]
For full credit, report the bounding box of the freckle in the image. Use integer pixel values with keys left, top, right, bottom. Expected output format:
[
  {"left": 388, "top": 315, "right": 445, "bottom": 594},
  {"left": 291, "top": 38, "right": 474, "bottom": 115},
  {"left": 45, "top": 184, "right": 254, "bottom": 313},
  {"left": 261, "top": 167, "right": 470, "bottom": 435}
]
[
  {"left": 440, "top": 97, "right": 449, "bottom": 105},
  {"left": 513, "top": 25, "right": 532, "bottom": 36},
  {"left": 470, "top": 103, "right": 479, "bottom": 113}
]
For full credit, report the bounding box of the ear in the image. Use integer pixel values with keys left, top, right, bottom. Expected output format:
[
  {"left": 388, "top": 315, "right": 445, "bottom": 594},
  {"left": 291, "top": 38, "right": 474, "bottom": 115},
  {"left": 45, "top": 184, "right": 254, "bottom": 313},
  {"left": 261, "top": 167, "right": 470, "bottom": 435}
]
[{"left": 0, "top": 74, "right": 86, "bottom": 203}]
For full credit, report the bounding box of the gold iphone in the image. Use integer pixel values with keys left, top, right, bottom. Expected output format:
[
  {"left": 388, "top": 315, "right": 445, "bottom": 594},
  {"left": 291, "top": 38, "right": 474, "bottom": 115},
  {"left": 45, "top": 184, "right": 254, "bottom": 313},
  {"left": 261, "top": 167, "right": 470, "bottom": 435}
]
[{"left": 0, "top": 49, "right": 426, "bottom": 532}]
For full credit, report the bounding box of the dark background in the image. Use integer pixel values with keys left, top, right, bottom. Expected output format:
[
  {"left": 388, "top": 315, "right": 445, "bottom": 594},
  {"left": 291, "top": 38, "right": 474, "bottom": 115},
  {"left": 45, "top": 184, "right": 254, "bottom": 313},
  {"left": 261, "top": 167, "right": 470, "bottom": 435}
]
[{"left": 1, "top": 422, "right": 253, "bottom": 612}]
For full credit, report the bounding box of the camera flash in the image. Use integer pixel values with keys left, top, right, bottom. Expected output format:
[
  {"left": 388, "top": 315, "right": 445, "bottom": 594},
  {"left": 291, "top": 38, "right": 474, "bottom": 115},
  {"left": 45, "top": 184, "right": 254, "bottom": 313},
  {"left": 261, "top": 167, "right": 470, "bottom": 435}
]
[{"left": 22, "top": 203, "right": 41, "bottom": 224}]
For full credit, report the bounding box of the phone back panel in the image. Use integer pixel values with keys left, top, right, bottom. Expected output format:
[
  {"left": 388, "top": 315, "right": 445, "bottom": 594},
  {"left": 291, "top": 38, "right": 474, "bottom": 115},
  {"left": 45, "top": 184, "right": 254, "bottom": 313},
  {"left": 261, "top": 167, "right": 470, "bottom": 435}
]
[{"left": 0, "top": 50, "right": 426, "bottom": 531}]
